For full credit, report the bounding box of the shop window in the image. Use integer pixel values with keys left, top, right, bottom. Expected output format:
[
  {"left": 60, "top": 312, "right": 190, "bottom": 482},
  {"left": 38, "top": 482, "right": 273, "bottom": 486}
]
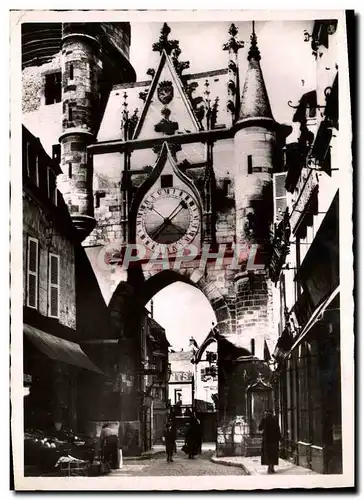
[
  {"left": 27, "top": 237, "right": 39, "bottom": 309},
  {"left": 174, "top": 389, "right": 182, "bottom": 405},
  {"left": 44, "top": 72, "right": 61, "bottom": 105},
  {"left": 297, "top": 343, "right": 310, "bottom": 443},
  {"left": 48, "top": 253, "right": 60, "bottom": 318}
]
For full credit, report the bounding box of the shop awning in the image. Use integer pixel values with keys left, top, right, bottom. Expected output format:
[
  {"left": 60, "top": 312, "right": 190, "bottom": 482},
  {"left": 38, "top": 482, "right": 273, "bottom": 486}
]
[
  {"left": 283, "top": 285, "right": 340, "bottom": 361},
  {"left": 24, "top": 324, "right": 104, "bottom": 374}
]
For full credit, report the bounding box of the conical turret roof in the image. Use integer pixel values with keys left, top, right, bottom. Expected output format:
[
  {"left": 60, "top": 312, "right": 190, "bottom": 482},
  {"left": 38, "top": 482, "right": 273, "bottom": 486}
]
[{"left": 238, "top": 29, "right": 274, "bottom": 122}]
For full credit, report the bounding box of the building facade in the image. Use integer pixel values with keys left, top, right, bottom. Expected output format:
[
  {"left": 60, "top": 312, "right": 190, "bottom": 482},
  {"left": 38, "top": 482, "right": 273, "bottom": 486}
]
[
  {"left": 139, "top": 311, "right": 170, "bottom": 451},
  {"left": 268, "top": 20, "right": 342, "bottom": 474},
  {"left": 22, "top": 124, "right": 106, "bottom": 440},
  {"left": 21, "top": 20, "right": 308, "bottom": 458}
]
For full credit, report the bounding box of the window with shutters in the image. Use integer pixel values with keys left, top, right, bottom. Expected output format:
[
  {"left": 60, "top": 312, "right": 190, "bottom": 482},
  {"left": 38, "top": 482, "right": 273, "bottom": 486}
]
[
  {"left": 273, "top": 172, "right": 288, "bottom": 224},
  {"left": 27, "top": 237, "right": 39, "bottom": 309},
  {"left": 48, "top": 253, "right": 60, "bottom": 318}
]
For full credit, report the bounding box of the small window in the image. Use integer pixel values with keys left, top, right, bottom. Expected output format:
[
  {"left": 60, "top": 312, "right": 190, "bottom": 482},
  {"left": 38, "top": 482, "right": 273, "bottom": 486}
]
[
  {"left": 68, "top": 105, "right": 73, "bottom": 122},
  {"left": 52, "top": 144, "right": 61, "bottom": 164},
  {"left": 25, "top": 142, "right": 30, "bottom": 177},
  {"left": 250, "top": 338, "right": 255, "bottom": 356},
  {"left": 247, "top": 155, "right": 253, "bottom": 174},
  {"left": 48, "top": 253, "right": 60, "bottom": 318},
  {"left": 69, "top": 63, "right": 74, "bottom": 81},
  {"left": 95, "top": 191, "right": 106, "bottom": 209},
  {"left": 27, "top": 237, "right": 39, "bottom": 309},
  {"left": 161, "top": 175, "right": 173, "bottom": 188},
  {"left": 47, "top": 168, "right": 57, "bottom": 205},
  {"left": 68, "top": 163, "right": 72, "bottom": 179},
  {"left": 27, "top": 147, "right": 37, "bottom": 185},
  {"left": 223, "top": 179, "right": 230, "bottom": 196},
  {"left": 45, "top": 72, "right": 61, "bottom": 105},
  {"left": 35, "top": 155, "right": 40, "bottom": 187}
]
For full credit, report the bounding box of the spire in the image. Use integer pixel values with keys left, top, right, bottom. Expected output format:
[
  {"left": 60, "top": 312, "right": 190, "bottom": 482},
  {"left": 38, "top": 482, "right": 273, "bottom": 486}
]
[{"left": 238, "top": 21, "right": 274, "bottom": 122}]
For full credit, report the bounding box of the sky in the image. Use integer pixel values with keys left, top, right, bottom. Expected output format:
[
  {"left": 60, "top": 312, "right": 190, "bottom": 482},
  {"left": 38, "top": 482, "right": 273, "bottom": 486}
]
[
  {"left": 132, "top": 19, "right": 319, "bottom": 351},
  {"left": 130, "top": 20, "right": 317, "bottom": 127}
]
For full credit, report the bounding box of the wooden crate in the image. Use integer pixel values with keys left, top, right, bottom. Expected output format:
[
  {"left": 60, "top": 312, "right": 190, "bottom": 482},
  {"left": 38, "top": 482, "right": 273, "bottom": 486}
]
[{"left": 59, "top": 460, "right": 89, "bottom": 477}]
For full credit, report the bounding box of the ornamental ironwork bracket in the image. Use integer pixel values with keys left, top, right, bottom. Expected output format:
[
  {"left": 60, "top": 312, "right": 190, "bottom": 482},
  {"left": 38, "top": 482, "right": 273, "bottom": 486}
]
[{"left": 287, "top": 100, "right": 327, "bottom": 110}]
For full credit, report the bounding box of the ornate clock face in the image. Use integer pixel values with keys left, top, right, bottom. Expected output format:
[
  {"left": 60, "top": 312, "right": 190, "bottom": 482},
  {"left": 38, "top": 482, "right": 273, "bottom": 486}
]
[{"left": 137, "top": 187, "right": 200, "bottom": 252}]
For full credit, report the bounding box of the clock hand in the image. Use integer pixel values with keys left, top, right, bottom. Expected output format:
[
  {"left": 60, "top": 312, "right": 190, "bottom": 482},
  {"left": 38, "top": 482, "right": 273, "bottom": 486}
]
[
  {"left": 151, "top": 207, "right": 165, "bottom": 220},
  {"left": 150, "top": 220, "right": 184, "bottom": 241},
  {"left": 150, "top": 220, "right": 169, "bottom": 240},
  {"left": 167, "top": 200, "right": 188, "bottom": 222},
  {"left": 169, "top": 222, "right": 186, "bottom": 235}
]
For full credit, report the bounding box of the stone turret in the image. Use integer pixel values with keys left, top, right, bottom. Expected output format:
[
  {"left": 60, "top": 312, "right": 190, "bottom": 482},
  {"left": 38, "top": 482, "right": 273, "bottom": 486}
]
[
  {"left": 59, "top": 23, "right": 135, "bottom": 242},
  {"left": 233, "top": 23, "right": 278, "bottom": 357},
  {"left": 58, "top": 23, "right": 102, "bottom": 241}
]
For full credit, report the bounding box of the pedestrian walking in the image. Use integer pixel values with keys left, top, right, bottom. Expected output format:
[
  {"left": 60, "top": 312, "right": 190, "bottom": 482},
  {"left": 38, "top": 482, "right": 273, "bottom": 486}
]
[
  {"left": 258, "top": 409, "right": 281, "bottom": 474},
  {"left": 184, "top": 414, "right": 201, "bottom": 459},
  {"left": 100, "top": 423, "right": 119, "bottom": 469},
  {"left": 164, "top": 418, "right": 176, "bottom": 463}
]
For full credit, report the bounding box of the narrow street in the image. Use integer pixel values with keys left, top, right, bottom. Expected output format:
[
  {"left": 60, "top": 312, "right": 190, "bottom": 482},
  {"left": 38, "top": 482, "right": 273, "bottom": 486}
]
[{"left": 111, "top": 450, "right": 246, "bottom": 477}]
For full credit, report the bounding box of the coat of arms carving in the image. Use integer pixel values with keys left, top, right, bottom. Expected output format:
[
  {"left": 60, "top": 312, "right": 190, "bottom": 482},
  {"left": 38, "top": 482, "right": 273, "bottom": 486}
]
[{"left": 157, "top": 80, "right": 174, "bottom": 105}]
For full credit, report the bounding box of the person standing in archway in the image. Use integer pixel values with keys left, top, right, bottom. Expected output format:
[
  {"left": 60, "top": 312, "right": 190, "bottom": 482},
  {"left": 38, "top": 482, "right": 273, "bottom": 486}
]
[
  {"left": 184, "top": 414, "right": 201, "bottom": 459},
  {"left": 164, "top": 417, "right": 176, "bottom": 463},
  {"left": 258, "top": 409, "right": 281, "bottom": 474}
]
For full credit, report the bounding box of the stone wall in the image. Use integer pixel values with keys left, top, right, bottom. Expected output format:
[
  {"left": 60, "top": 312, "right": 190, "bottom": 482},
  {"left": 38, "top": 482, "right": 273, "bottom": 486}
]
[
  {"left": 23, "top": 191, "right": 76, "bottom": 330},
  {"left": 22, "top": 53, "right": 62, "bottom": 114}
]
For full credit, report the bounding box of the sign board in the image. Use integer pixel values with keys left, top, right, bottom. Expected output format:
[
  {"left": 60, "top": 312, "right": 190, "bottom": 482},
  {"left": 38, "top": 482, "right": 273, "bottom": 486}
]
[
  {"left": 169, "top": 371, "right": 193, "bottom": 383},
  {"left": 290, "top": 169, "right": 319, "bottom": 233}
]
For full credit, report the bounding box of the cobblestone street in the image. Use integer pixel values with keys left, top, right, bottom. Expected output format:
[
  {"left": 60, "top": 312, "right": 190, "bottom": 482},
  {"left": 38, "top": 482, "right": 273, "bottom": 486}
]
[{"left": 111, "top": 450, "right": 246, "bottom": 477}]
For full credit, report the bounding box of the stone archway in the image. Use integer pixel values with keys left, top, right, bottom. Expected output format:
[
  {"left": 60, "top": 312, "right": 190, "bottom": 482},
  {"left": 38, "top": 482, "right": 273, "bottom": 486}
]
[{"left": 131, "top": 269, "right": 232, "bottom": 338}]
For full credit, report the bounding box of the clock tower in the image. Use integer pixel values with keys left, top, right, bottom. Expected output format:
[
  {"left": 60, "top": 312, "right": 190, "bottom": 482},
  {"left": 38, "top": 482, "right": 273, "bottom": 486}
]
[{"left": 82, "top": 22, "right": 290, "bottom": 458}]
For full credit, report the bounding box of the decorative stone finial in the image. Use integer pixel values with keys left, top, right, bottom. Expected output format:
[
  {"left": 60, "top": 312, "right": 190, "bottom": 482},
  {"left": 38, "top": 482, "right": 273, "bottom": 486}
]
[
  {"left": 223, "top": 23, "right": 244, "bottom": 53},
  {"left": 152, "top": 22, "right": 179, "bottom": 55},
  {"left": 247, "top": 30, "right": 261, "bottom": 62}
]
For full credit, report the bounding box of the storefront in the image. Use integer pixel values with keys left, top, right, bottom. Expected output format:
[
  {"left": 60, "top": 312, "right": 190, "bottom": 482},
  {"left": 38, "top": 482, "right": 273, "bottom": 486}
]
[
  {"left": 274, "top": 194, "right": 341, "bottom": 474},
  {"left": 23, "top": 324, "right": 104, "bottom": 434}
]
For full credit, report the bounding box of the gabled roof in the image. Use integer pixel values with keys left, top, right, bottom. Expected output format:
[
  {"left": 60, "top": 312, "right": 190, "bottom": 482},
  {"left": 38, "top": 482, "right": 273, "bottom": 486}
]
[{"left": 132, "top": 50, "right": 201, "bottom": 140}]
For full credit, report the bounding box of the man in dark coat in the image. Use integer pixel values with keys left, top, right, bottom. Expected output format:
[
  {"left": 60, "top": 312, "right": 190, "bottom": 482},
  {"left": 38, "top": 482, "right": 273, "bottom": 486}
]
[
  {"left": 164, "top": 418, "right": 176, "bottom": 463},
  {"left": 258, "top": 409, "right": 281, "bottom": 474},
  {"left": 100, "top": 423, "right": 119, "bottom": 469},
  {"left": 184, "top": 415, "right": 201, "bottom": 459}
]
